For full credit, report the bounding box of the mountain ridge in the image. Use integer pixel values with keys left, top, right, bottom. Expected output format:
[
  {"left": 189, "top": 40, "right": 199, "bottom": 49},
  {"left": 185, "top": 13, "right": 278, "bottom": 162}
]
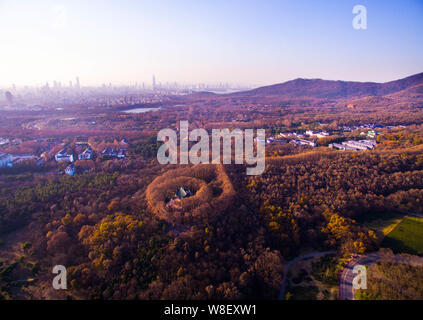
[{"left": 229, "top": 72, "right": 423, "bottom": 100}]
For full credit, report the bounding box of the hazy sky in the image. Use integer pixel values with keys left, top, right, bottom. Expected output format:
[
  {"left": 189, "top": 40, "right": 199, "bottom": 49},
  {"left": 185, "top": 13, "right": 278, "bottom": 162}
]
[{"left": 0, "top": 0, "right": 422, "bottom": 87}]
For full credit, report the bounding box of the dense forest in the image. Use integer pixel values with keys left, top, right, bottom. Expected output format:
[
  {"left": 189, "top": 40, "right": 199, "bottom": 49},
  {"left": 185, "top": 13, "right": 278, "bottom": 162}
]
[
  {"left": 2, "top": 140, "right": 423, "bottom": 299},
  {"left": 1, "top": 83, "right": 423, "bottom": 300}
]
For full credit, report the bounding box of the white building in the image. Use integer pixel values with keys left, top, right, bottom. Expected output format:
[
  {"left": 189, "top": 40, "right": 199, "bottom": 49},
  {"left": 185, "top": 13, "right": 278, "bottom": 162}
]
[
  {"left": 358, "top": 140, "right": 377, "bottom": 148},
  {"left": 316, "top": 131, "right": 330, "bottom": 138},
  {"left": 55, "top": 149, "right": 74, "bottom": 162},
  {"left": 78, "top": 147, "right": 93, "bottom": 160},
  {"left": 266, "top": 137, "right": 288, "bottom": 144},
  {"left": 305, "top": 130, "right": 315, "bottom": 136},
  {"left": 0, "top": 138, "right": 9, "bottom": 146},
  {"left": 330, "top": 139, "right": 377, "bottom": 151},
  {"left": 65, "top": 164, "right": 76, "bottom": 176},
  {"left": 0, "top": 153, "right": 12, "bottom": 168},
  {"left": 120, "top": 139, "right": 129, "bottom": 145},
  {"left": 342, "top": 141, "right": 369, "bottom": 150},
  {"left": 291, "top": 139, "right": 316, "bottom": 147},
  {"left": 306, "top": 130, "right": 330, "bottom": 138},
  {"left": 117, "top": 148, "right": 126, "bottom": 159}
]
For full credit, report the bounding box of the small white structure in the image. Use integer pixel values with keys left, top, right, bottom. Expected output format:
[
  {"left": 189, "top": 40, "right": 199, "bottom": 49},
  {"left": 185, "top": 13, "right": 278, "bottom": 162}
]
[
  {"left": 0, "top": 138, "right": 9, "bottom": 146},
  {"left": 78, "top": 147, "right": 93, "bottom": 160},
  {"left": 266, "top": 137, "right": 288, "bottom": 144},
  {"left": 117, "top": 148, "right": 126, "bottom": 158},
  {"left": 120, "top": 138, "right": 129, "bottom": 145},
  {"left": 65, "top": 164, "right": 76, "bottom": 176},
  {"left": 0, "top": 153, "right": 12, "bottom": 168},
  {"left": 316, "top": 131, "right": 330, "bottom": 138},
  {"left": 305, "top": 130, "right": 315, "bottom": 136},
  {"left": 292, "top": 139, "right": 316, "bottom": 147},
  {"left": 55, "top": 149, "right": 74, "bottom": 162},
  {"left": 306, "top": 130, "right": 330, "bottom": 138}
]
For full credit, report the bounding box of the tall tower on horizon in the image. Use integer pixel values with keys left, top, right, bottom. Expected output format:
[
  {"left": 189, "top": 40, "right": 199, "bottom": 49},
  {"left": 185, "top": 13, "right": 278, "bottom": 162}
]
[
  {"left": 76, "top": 77, "right": 80, "bottom": 89},
  {"left": 152, "top": 75, "right": 156, "bottom": 91},
  {"left": 5, "top": 91, "right": 14, "bottom": 107}
]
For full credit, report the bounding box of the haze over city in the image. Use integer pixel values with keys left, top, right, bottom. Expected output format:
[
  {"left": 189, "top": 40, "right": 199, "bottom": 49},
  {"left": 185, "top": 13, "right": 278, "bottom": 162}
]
[{"left": 1, "top": 0, "right": 423, "bottom": 88}]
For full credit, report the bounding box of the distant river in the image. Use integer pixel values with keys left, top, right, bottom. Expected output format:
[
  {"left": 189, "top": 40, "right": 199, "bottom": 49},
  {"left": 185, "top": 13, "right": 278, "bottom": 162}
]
[{"left": 123, "top": 107, "right": 161, "bottom": 113}]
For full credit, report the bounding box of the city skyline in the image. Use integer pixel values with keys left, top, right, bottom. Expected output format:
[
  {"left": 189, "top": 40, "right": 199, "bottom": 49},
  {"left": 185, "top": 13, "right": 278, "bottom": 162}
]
[
  {"left": 0, "top": 74, "right": 252, "bottom": 92},
  {"left": 0, "top": 0, "right": 422, "bottom": 87}
]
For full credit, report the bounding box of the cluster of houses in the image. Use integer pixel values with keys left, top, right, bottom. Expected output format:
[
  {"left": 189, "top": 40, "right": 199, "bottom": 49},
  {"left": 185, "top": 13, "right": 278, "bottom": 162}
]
[
  {"left": 261, "top": 135, "right": 317, "bottom": 148},
  {"left": 53, "top": 138, "right": 129, "bottom": 176},
  {"left": 0, "top": 137, "right": 46, "bottom": 168},
  {"left": 101, "top": 147, "right": 127, "bottom": 159},
  {"left": 0, "top": 136, "right": 130, "bottom": 175},
  {"left": 0, "top": 152, "right": 43, "bottom": 168},
  {"left": 270, "top": 131, "right": 329, "bottom": 148},
  {"left": 339, "top": 123, "right": 405, "bottom": 133},
  {"left": 0, "top": 136, "right": 132, "bottom": 175},
  {"left": 329, "top": 139, "right": 377, "bottom": 151},
  {"left": 278, "top": 132, "right": 306, "bottom": 139},
  {"left": 264, "top": 127, "right": 381, "bottom": 151},
  {"left": 264, "top": 132, "right": 320, "bottom": 148}
]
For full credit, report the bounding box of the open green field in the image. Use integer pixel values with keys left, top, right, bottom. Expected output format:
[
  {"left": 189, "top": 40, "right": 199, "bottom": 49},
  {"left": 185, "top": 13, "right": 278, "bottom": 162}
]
[
  {"left": 360, "top": 212, "right": 404, "bottom": 237},
  {"left": 381, "top": 217, "right": 423, "bottom": 255}
]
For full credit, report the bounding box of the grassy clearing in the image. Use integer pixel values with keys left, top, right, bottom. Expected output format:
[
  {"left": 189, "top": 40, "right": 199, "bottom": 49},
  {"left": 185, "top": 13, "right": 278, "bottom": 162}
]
[
  {"left": 365, "top": 216, "right": 404, "bottom": 237},
  {"left": 381, "top": 217, "right": 423, "bottom": 255},
  {"left": 359, "top": 212, "right": 404, "bottom": 236}
]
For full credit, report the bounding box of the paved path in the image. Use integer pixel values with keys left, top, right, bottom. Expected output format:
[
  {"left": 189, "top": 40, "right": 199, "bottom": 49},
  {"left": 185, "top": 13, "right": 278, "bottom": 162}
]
[
  {"left": 338, "top": 253, "right": 380, "bottom": 300},
  {"left": 278, "top": 250, "right": 336, "bottom": 300},
  {"left": 338, "top": 252, "right": 423, "bottom": 300}
]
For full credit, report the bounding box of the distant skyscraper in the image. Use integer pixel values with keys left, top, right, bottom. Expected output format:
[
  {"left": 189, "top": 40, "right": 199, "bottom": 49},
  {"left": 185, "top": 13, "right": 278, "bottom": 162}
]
[
  {"left": 76, "top": 77, "right": 80, "bottom": 89},
  {"left": 5, "top": 91, "right": 14, "bottom": 107},
  {"left": 69, "top": 80, "right": 73, "bottom": 88},
  {"left": 152, "top": 75, "right": 156, "bottom": 91}
]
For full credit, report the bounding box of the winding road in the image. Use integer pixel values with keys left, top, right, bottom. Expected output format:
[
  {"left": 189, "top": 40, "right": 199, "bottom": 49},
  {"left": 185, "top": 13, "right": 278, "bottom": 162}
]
[
  {"left": 338, "top": 252, "right": 423, "bottom": 300},
  {"left": 338, "top": 253, "right": 381, "bottom": 300},
  {"left": 278, "top": 249, "right": 423, "bottom": 300}
]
